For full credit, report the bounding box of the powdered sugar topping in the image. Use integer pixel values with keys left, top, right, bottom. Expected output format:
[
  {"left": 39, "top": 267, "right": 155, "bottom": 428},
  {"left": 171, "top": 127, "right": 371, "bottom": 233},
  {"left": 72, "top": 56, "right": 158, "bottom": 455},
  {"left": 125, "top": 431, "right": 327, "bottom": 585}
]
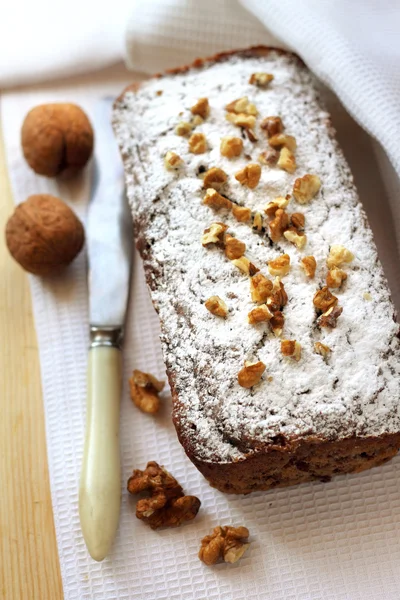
[{"left": 113, "top": 51, "right": 400, "bottom": 462}]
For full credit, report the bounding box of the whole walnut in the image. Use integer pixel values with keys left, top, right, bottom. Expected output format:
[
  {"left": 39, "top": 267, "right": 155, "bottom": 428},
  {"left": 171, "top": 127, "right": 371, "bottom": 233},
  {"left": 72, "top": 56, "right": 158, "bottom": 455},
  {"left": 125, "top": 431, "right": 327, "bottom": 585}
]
[
  {"left": 21, "top": 103, "right": 94, "bottom": 177},
  {"left": 5, "top": 194, "right": 85, "bottom": 276}
]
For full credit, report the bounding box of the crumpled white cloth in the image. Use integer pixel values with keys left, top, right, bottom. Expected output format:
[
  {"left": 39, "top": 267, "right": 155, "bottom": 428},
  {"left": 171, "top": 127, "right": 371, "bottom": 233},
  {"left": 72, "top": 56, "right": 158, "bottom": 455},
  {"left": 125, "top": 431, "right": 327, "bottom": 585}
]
[{"left": 2, "top": 2, "right": 400, "bottom": 599}]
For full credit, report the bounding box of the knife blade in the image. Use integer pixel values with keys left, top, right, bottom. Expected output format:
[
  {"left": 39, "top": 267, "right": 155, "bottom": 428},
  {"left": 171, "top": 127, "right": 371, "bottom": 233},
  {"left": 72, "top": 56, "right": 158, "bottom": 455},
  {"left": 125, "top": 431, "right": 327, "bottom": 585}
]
[{"left": 79, "top": 97, "right": 133, "bottom": 561}]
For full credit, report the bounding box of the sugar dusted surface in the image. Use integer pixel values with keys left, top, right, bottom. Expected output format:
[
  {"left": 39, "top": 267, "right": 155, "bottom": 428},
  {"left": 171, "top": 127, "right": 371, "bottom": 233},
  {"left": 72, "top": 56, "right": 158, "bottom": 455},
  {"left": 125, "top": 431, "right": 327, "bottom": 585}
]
[{"left": 113, "top": 51, "right": 400, "bottom": 462}]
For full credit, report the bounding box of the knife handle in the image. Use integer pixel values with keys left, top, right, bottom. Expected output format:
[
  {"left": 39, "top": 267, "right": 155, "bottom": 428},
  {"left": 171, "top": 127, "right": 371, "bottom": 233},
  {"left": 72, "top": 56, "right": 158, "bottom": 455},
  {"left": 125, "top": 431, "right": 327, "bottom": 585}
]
[{"left": 79, "top": 343, "right": 122, "bottom": 561}]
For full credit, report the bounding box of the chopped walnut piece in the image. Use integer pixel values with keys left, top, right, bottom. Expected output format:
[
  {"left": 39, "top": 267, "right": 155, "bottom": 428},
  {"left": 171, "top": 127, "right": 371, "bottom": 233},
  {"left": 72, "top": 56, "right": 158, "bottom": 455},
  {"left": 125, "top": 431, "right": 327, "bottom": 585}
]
[
  {"left": 175, "top": 121, "right": 192, "bottom": 136},
  {"left": 232, "top": 204, "right": 252, "bottom": 222},
  {"left": 300, "top": 255, "right": 317, "bottom": 278},
  {"left": 226, "top": 96, "right": 257, "bottom": 115},
  {"left": 224, "top": 234, "right": 246, "bottom": 260},
  {"left": 192, "top": 115, "right": 204, "bottom": 128},
  {"left": 284, "top": 227, "right": 307, "bottom": 249},
  {"left": 235, "top": 163, "right": 261, "bottom": 189},
  {"left": 245, "top": 128, "right": 258, "bottom": 143},
  {"left": 203, "top": 188, "right": 232, "bottom": 210},
  {"left": 326, "top": 245, "right": 354, "bottom": 268},
  {"left": 238, "top": 360, "right": 266, "bottom": 388},
  {"left": 129, "top": 370, "right": 165, "bottom": 414},
  {"left": 258, "top": 149, "right": 279, "bottom": 166},
  {"left": 252, "top": 212, "right": 264, "bottom": 232},
  {"left": 326, "top": 267, "right": 347, "bottom": 289},
  {"left": 277, "top": 147, "right": 297, "bottom": 173},
  {"left": 268, "top": 253, "right": 290, "bottom": 277},
  {"left": 269, "top": 208, "right": 289, "bottom": 242},
  {"left": 260, "top": 116, "right": 283, "bottom": 137},
  {"left": 189, "top": 132, "right": 207, "bottom": 154},
  {"left": 164, "top": 151, "right": 183, "bottom": 170},
  {"left": 270, "top": 311, "right": 284, "bottom": 337},
  {"left": 314, "top": 342, "right": 331, "bottom": 359},
  {"left": 318, "top": 305, "right": 343, "bottom": 328},
  {"left": 293, "top": 174, "right": 321, "bottom": 204},
  {"left": 291, "top": 212, "right": 305, "bottom": 230},
  {"left": 199, "top": 526, "right": 250, "bottom": 566},
  {"left": 232, "top": 256, "right": 259, "bottom": 276},
  {"left": 264, "top": 196, "right": 290, "bottom": 217},
  {"left": 203, "top": 167, "right": 228, "bottom": 190},
  {"left": 205, "top": 296, "right": 228, "bottom": 318},
  {"left": 202, "top": 222, "right": 228, "bottom": 247},
  {"left": 267, "top": 277, "right": 288, "bottom": 312},
  {"left": 281, "top": 340, "right": 302, "bottom": 361},
  {"left": 220, "top": 136, "right": 243, "bottom": 158},
  {"left": 226, "top": 112, "right": 256, "bottom": 129},
  {"left": 191, "top": 97, "right": 209, "bottom": 119},
  {"left": 313, "top": 286, "right": 338, "bottom": 313},
  {"left": 127, "top": 461, "right": 201, "bottom": 529},
  {"left": 249, "top": 72, "right": 274, "bottom": 87},
  {"left": 250, "top": 273, "right": 273, "bottom": 303},
  {"left": 269, "top": 133, "right": 297, "bottom": 153},
  {"left": 248, "top": 304, "right": 273, "bottom": 324}
]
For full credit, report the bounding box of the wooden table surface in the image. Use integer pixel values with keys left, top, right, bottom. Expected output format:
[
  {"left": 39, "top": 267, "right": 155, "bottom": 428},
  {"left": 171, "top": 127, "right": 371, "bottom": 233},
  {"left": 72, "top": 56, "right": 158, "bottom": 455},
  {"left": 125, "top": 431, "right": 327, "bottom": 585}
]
[{"left": 0, "top": 126, "right": 63, "bottom": 599}]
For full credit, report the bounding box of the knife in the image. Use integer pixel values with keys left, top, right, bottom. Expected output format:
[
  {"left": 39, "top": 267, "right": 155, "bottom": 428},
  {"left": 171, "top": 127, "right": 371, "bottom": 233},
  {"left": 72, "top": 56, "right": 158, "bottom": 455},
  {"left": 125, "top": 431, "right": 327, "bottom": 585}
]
[{"left": 79, "top": 98, "right": 132, "bottom": 561}]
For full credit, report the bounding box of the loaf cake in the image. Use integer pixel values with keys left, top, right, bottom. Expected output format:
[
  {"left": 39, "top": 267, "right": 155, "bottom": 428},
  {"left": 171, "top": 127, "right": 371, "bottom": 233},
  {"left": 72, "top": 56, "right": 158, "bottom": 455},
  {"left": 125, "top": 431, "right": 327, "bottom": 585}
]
[{"left": 113, "top": 47, "right": 400, "bottom": 494}]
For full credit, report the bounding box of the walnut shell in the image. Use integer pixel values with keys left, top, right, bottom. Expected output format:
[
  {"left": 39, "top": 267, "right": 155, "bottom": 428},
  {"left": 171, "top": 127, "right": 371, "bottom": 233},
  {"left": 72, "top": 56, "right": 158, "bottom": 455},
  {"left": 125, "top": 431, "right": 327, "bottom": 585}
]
[
  {"left": 21, "top": 103, "right": 94, "bottom": 177},
  {"left": 5, "top": 194, "right": 85, "bottom": 276}
]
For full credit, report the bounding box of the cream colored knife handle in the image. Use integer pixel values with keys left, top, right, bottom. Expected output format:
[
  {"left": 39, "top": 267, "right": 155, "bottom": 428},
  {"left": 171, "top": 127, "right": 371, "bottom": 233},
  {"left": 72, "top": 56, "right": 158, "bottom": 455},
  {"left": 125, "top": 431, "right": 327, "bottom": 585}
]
[{"left": 79, "top": 343, "right": 122, "bottom": 561}]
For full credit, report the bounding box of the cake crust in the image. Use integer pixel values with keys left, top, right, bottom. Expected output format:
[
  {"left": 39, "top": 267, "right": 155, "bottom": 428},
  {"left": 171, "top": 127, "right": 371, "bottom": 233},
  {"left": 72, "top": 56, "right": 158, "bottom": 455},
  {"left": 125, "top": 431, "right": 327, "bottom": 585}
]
[{"left": 113, "top": 47, "right": 400, "bottom": 494}]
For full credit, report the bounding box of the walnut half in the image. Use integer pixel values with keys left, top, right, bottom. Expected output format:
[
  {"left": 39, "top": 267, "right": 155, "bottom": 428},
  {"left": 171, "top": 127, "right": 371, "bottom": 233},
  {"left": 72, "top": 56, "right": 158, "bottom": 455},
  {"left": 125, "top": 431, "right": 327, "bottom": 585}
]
[
  {"left": 199, "top": 526, "right": 250, "bottom": 566},
  {"left": 129, "top": 370, "right": 165, "bottom": 414},
  {"left": 128, "top": 461, "right": 201, "bottom": 529}
]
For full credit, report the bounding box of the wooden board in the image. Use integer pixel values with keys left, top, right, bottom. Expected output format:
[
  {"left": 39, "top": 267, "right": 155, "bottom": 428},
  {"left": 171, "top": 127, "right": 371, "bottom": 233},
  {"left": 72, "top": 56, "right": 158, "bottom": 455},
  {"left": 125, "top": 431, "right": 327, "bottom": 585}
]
[{"left": 0, "top": 124, "right": 63, "bottom": 600}]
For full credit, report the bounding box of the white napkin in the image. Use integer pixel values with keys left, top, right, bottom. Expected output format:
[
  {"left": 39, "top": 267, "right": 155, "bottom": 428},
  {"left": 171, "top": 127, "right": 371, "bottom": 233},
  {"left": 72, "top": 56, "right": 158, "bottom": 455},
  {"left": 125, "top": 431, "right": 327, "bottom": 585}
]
[
  {"left": 0, "top": 0, "right": 132, "bottom": 88},
  {"left": 3, "top": 61, "right": 400, "bottom": 600}
]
